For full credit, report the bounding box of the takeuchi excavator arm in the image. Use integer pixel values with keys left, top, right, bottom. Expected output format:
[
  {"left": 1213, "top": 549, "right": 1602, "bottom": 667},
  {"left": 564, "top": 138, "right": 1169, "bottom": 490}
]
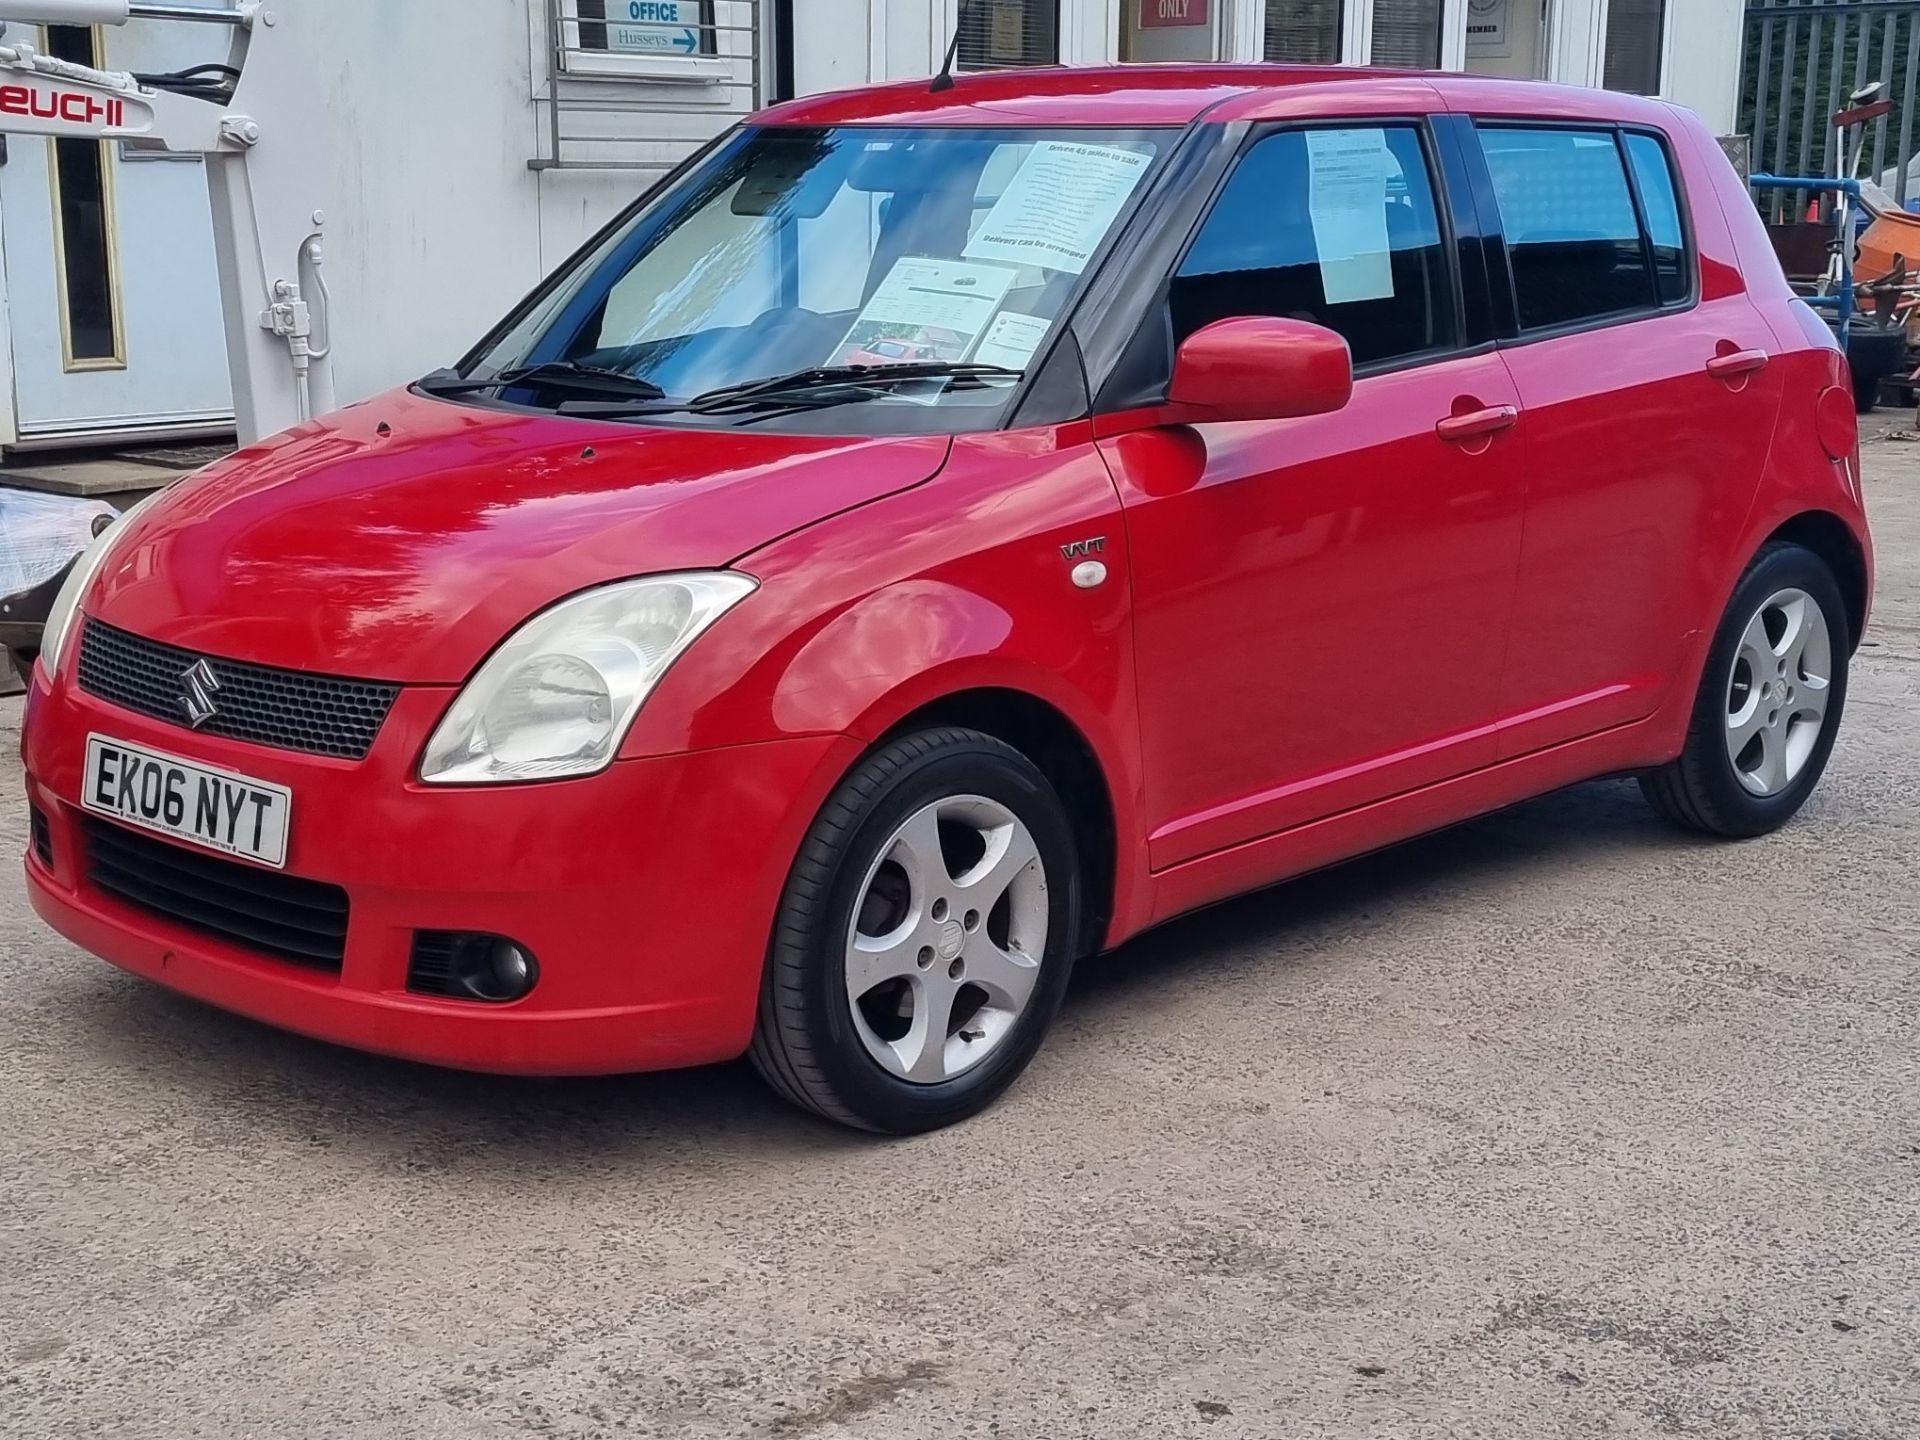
[{"left": 0, "top": 0, "right": 336, "bottom": 443}]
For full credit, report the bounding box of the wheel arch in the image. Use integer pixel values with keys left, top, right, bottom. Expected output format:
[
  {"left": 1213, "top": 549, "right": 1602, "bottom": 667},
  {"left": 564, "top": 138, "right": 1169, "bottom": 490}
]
[
  {"left": 874, "top": 687, "right": 1121, "bottom": 959},
  {"left": 1763, "top": 509, "right": 1870, "bottom": 652}
]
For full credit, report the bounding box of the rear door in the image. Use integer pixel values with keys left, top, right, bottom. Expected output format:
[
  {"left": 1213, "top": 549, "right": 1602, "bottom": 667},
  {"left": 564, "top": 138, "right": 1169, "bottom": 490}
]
[{"left": 1465, "top": 120, "right": 1786, "bottom": 756}]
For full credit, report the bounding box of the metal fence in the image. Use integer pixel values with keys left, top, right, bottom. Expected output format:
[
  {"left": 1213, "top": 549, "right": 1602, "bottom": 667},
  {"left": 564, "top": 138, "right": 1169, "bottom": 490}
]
[
  {"left": 1742, "top": 0, "right": 1920, "bottom": 219},
  {"left": 534, "top": 0, "right": 762, "bottom": 172}
]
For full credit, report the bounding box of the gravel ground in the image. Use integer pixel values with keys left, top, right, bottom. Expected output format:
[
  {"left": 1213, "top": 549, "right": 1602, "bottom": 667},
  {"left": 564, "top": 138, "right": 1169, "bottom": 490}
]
[{"left": 2, "top": 440, "right": 1916, "bottom": 1439}]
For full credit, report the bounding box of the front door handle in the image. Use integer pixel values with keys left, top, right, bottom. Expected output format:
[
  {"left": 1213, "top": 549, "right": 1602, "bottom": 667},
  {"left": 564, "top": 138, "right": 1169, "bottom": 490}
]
[
  {"left": 1706, "top": 348, "right": 1770, "bottom": 381},
  {"left": 1435, "top": 404, "right": 1519, "bottom": 445}
]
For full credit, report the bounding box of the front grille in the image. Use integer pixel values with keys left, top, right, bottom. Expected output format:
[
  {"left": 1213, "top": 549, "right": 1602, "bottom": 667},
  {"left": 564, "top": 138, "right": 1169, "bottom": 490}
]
[
  {"left": 29, "top": 805, "right": 52, "bottom": 869},
  {"left": 76, "top": 619, "right": 400, "bottom": 760},
  {"left": 83, "top": 818, "right": 349, "bottom": 970}
]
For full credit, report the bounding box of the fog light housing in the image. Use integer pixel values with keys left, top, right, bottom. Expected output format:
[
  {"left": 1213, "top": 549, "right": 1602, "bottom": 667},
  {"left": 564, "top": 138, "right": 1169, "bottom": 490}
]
[{"left": 409, "top": 930, "right": 539, "bottom": 1003}]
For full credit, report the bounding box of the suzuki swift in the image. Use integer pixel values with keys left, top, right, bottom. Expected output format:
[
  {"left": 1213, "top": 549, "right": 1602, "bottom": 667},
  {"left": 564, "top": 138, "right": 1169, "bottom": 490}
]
[{"left": 23, "top": 67, "right": 1873, "bottom": 1132}]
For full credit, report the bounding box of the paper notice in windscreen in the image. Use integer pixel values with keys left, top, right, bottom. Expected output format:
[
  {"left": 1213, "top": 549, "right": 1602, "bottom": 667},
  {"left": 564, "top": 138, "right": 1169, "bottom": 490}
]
[
  {"left": 1306, "top": 129, "right": 1395, "bottom": 305},
  {"left": 963, "top": 142, "right": 1150, "bottom": 274},
  {"left": 972, "top": 312, "right": 1050, "bottom": 370},
  {"left": 831, "top": 257, "right": 1018, "bottom": 367}
]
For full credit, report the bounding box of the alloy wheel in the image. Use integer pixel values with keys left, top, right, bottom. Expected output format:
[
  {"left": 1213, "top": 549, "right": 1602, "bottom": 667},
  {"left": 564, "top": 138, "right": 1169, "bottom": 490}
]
[
  {"left": 843, "top": 794, "right": 1049, "bottom": 1084},
  {"left": 1725, "top": 586, "right": 1833, "bottom": 797}
]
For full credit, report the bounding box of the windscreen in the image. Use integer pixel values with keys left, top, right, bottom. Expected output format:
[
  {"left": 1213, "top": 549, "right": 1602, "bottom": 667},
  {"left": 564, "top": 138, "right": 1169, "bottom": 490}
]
[{"left": 457, "top": 125, "right": 1169, "bottom": 428}]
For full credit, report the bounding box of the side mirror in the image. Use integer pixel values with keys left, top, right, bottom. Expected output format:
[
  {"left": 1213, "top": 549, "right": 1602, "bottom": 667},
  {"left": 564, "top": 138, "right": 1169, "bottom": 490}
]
[{"left": 1168, "top": 317, "right": 1354, "bottom": 424}]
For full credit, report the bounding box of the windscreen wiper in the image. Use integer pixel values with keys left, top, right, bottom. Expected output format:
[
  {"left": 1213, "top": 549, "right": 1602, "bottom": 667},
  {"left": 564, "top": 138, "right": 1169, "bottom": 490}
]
[
  {"left": 417, "top": 361, "right": 667, "bottom": 401},
  {"left": 553, "top": 362, "right": 1025, "bottom": 419},
  {"left": 689, "top": 362, "right": 1024, "bottom": 409}
]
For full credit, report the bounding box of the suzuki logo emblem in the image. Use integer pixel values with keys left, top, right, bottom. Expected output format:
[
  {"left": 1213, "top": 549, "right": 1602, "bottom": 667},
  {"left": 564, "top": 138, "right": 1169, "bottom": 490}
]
[{"left": 179, "top": 659, "right": 222, "bottom": 728}]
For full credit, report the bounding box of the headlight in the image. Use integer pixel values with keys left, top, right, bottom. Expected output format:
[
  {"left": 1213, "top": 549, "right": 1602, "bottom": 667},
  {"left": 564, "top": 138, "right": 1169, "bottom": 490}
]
[
  {"left": 38, "top": 489, "right": 166, "bottom": 676},
  {"left": 420, "top": 572, "right": 756, "bottom": 784}
]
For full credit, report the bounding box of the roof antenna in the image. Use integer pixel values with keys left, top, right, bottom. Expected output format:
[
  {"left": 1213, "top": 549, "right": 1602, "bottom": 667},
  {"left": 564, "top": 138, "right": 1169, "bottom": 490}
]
[{"left": 930, "top": 0, "right": 975, "bottom": 92}]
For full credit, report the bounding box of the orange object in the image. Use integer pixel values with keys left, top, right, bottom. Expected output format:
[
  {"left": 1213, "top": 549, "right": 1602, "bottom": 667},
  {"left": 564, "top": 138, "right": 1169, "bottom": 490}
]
[
  {"left": 1855, "top": 208, "right": 1920, "bottom": 336},
  {"left": 1855, "top": 206, "right": 1920, "bottom": 284}
]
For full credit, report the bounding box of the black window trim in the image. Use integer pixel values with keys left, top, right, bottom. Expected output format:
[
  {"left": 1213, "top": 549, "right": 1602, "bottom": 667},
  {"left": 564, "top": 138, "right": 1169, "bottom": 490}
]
[
  {"left": 1468, "top": 116, "right": 1700, "bottom": 351},
  {"left": 1087, "top": 112, "right": 1490, "bottom": 418}
]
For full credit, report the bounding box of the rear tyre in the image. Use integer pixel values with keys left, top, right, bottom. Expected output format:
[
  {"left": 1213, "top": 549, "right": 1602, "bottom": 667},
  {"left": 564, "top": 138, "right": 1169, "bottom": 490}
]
[
  {"left": 749, "top": 727, "right": 1081, "bottom": 1134},
  {"left": 1640, "top": 542, "right": 1850, "bottom": 838}
]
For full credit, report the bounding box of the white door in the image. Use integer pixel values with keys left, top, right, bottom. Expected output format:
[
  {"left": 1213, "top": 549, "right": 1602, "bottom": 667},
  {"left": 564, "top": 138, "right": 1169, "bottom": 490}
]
[{"left": 0, "top": 15, "right": 231, "bottom": 445}]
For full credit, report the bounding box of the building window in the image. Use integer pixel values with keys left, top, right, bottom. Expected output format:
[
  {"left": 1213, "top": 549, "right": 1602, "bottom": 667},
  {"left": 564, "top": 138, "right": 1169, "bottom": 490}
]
[
  {"left": 47, "top": 24, "right": 123, "bottom": 370},
  {"left": 958, "top": 0, "right": 1058, "bottom": 70},
  {"left": 1603, "top": 0, "right": 1665, "bottom": 96},
  {"left": 1265, "top": 0, "right": 1343, "bottom": 63},
  {"left": 574, "top": 0, "right": 717, "bottom": 58},
  {"left": 1370, "top": 0, "right": 1442, "bottom": 69}
]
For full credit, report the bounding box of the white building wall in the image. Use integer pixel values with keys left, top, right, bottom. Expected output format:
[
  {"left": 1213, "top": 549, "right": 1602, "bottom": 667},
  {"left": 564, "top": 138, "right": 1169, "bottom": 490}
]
[
  {"left": 0, "top": 0, "right": 1752, "bottom": 445},
  {"left": 1660, "top": 0, "right": 1744, "bottom": 138},
  {"left": 794, "top": 1, "right": 1747, "bottom": 136},
  {"left": 324, "top": 0, "right": 1742, "bottom": 411},
  {"left": 297, "top": 0, "right": 735, "bottom": 404}
]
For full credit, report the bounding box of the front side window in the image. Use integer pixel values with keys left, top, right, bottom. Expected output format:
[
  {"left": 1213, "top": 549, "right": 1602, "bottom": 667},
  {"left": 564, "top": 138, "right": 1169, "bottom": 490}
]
[
  {"left": 1478, "top": 126, "right": 1658, "bottom": 331},
  {"left": 462, "top": 125, "right": 1166, "bottom": 428},
  {"left": 1172, "top": 125, "right": 1455, "bottom": 369}
]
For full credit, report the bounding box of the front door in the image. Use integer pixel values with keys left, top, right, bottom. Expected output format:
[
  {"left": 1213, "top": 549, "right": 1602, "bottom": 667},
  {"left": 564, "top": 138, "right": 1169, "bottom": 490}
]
[
  {"left": 1101, "top": 122, "right": 1527, "bottom": 870},
  {"left": 0, "top": 16, "right": 230, "bottom": 446}
]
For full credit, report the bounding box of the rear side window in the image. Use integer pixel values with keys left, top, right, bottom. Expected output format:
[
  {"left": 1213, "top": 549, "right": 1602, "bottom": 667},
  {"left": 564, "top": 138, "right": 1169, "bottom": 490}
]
[
  {"left": 1477, "top": 126, "right": 1673, "bottom": 332},
  {"left": 1172, "top": 125, "right": 1456, "bottom": 369},
  {"left": 1624, "top": 132, "right": 1690, "bottom": 306}
]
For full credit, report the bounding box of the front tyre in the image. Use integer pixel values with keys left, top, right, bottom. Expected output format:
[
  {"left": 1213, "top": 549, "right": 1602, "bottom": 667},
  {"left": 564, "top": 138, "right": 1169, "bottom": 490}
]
[
  {"left": 750, "top": 727, "right": 1082, "bottom": 1133},
  {"left": 1640, "top": 542, "right": 1851, "bottom": 838}
]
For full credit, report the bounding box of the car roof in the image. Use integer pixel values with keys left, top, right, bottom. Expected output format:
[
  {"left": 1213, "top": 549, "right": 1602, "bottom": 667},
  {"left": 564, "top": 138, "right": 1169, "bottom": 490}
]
[{"left": 756, "top": 64, "right": 1683, "bottom": 131}]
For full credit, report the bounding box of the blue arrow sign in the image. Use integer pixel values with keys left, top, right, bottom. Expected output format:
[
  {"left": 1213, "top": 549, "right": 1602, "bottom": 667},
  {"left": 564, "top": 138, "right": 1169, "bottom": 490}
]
[{"left": 673, "top": 27, "right": 697, "bottom": 51}]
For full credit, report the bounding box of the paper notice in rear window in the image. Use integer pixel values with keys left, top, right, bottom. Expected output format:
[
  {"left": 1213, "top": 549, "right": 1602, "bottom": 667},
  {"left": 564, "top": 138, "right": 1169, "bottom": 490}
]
[
  {"left": 1306, "top": 128, "right": 1395, "bottom": 305},
  {"left": 831, "top": 257, "right": 1018, "bottom": 367},
  {"left": 963, "top": 142, "right": 1151, "bottom": 274},
  {"left": 971, "top": 312, "right": 1050, "bottom": 370}
]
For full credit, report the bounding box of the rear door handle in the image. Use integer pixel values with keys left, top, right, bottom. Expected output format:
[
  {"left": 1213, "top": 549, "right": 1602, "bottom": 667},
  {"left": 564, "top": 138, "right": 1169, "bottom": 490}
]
[
  {"left": 1435, "top": 404, "right": 1519, "bottom": 444},
  {"left": 1706, "top": 348, "right": 1770, "bottom": 381}
]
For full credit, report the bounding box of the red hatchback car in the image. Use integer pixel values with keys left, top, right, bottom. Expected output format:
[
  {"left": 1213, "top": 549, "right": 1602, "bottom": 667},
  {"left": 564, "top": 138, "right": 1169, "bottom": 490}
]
[{"left": 24, "top": 67, "right": 1872, "bottom": 1132}]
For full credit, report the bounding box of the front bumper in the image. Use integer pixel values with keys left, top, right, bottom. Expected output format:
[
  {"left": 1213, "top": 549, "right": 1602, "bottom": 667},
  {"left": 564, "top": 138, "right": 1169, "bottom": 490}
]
[{"left": 23, "top": 668, "right": 857, "bottom": 1075}]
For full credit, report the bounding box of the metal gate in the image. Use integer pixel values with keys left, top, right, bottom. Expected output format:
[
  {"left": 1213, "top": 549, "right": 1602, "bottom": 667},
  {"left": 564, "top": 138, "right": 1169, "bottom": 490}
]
[{"left": 1742, "top": 0, "right": 1920, "bottom": 218}]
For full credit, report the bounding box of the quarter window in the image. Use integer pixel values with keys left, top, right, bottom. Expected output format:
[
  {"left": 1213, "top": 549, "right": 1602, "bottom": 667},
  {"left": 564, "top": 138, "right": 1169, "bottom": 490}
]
[
  {"left": 1624, "top": 131, "right": 1690, "bottom": 306},
  {"left": 1477, "top": 126, "right": 1661, "bottom": 332},
  {"left": 1172, "top": 126, "right": 1455, "bottom": 369}
]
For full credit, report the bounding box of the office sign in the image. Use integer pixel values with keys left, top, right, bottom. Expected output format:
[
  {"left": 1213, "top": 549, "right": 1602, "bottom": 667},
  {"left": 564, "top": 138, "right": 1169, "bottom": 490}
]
[{"left": 605, "top": 0, "right": 703, "bottom": 56}]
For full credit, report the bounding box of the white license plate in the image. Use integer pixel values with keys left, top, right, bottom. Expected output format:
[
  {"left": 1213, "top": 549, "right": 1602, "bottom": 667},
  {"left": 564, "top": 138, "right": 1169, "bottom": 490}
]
[{"left": 81, "top": 734, "right": 292, "bottom": 868}]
